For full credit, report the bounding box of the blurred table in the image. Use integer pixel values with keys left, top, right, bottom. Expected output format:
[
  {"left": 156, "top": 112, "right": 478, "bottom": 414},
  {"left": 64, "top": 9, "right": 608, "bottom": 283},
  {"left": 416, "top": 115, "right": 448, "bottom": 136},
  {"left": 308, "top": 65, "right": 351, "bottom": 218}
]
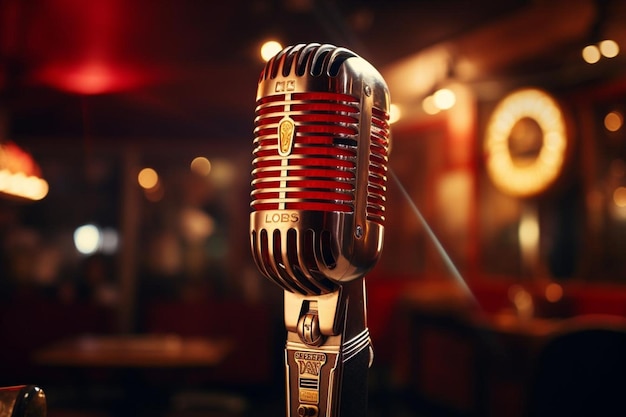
[
  {"left": 33, "top": 334, "right": 232, "bottom": 368},
  {"left": 33, "top": 334, "right": 235, "bottom": 415}
]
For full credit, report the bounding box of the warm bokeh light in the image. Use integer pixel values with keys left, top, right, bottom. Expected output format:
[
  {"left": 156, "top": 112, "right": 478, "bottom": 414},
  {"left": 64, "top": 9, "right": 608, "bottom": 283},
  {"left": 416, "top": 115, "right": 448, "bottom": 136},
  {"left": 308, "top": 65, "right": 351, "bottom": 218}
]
[
  {"left": 422, "top": 88, "right": 457, "bottom": 114},
  {"left": 422, "top": 95, "right": 440, "bottom": 115},
  {"left": 190, "top": 156, "right": 212, "bottom": 176},
  {"left": 519, "top": 210, "right": 539, "bottom": 252},
  {"left": 209, "top": 159, "right": 236, "bottom": 188},
  {"left": 604, "top": 111, "right": 623, "bottom": 132},
  {"left": 180, "top": 207, "right": 215, "bottom": 244},
  {"left": 582, "top": 40, "right": 619, "bottom": 64},
  {"left": 508, "top": 285, "right": 534, "bottom": 319},
  {"left": 0, "top": 142, "right": 48, "bottom": 200},
  {"left": 545, "top": 283, "right": 563, "bottom": 303},
  {"left": 599, "top": 39, "right": 620, "bottom": 58},
  {"left": 582, "top": 44, "right": 601, "bottom": 64},
  {"left": 138, "top": 167, "right": 159, "bottom": 190},
  {"left": 389, "top": 103, "right": 401, "bottom": 124},
  {"left": 0, "top": 169, "right": 49, "bottom": 200},
  {"left": 73, "top": 224, "right": 101, "bottom": 255},
  {"left": 484, "top": 88, "right": 568, "bottom": 197},
  {"left": 614, "top": 186, "right": 626, "bottom": 208},
  {"left": 433, "top": 88, "right": 456, "bottom": 110},
  {"left": 260, "top": 40, "right": 283, "bottom": 62}
]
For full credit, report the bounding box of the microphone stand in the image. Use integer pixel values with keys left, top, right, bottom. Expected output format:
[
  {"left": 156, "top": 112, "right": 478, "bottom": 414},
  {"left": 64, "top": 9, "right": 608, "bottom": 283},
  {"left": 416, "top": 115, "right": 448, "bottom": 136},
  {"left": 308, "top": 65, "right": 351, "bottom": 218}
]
[{"left": 283, "top": 278, "right": 372, "bottom": 417}]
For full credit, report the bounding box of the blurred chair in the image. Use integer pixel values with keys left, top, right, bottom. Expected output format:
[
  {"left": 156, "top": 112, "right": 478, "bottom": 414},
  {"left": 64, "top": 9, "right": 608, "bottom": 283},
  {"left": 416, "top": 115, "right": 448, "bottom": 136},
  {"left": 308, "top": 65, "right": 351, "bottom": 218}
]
[
  {"left": 0, "top": 385, "right": 46, "bottom": 417},
  {"left": 398, "top": 306, "right": 497, "bottom": 417},
  {"left": 524, "top": 315, "right": 626, "bottom": 417}
]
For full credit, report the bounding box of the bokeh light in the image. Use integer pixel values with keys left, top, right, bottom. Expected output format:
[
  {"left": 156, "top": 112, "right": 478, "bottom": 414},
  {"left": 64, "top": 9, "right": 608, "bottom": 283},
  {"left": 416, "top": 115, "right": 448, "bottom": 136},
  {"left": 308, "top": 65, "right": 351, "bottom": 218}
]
[
  {"left": 599, "top": 39, "right": 619, "bottom": 58},
  {"left": 261, "top": 41, "right": 283, "bottom": 62},
  {"left": 74, "top": 224, "right": 101, "bottom": 255},
  {"left": 0, "top": 169, "right": 49, "bottom": 200},
  {"left": 604, "top": 111, "right": 623, "bottom": 132},
  {"left": 190, "top": 157, "right": 212, "bottom": 176},
  {"left": 389, "top": 104, "right": 401, "bottom": 124},
  {"left": 422, "top": 95, "right": 440, "bottom": 115},
  {"left": 614, "top": 186, "right": 626, "bottom": 208},
  {"left": 582, "top": 44, "right": 601, "bottom": 64},
  {"left": 545, "top": 283, "right": 564, "bottom": 303},
  {"left": 433, "top": 88, "right": 456, "bottom": 110},
  {"left": 138, "top": 167, "right": 159, "bottom": 190}
]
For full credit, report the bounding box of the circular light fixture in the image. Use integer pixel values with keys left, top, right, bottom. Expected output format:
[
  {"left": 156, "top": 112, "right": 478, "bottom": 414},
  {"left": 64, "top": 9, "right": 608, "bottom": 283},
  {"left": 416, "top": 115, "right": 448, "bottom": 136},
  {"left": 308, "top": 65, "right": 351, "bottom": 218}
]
[{"left": 484, "top": 88, "right": 569, "bottom": 198}]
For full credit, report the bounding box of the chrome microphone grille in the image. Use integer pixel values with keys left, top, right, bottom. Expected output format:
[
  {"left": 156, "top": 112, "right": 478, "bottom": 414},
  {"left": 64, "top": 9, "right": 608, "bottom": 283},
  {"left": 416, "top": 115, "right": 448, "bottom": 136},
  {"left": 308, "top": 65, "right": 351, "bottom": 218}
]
[
  {"left": 368, "top": 106, "right": 390, "bottom": 225},
  {"left": 251, "top": 227, "right": 338, "bottom": 295},
  {"left": 251, "top": 43, "right": 390, "bottom": 224},
  {"left": 251, "top": 93, "right": 389, "bottom": 224},
  {"left": 250, "top": 43, "right": 390, "bottom": 294},
  {"left": 252, "top": 91, "right": 360, "bottom": 213}
]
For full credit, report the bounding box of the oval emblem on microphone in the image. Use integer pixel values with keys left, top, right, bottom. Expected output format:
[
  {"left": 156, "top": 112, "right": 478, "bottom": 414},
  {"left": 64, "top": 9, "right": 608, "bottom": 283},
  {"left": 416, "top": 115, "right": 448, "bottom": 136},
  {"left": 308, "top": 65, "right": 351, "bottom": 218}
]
[{"left": 278, "top": 117, "right": 295, "bottom": 156}]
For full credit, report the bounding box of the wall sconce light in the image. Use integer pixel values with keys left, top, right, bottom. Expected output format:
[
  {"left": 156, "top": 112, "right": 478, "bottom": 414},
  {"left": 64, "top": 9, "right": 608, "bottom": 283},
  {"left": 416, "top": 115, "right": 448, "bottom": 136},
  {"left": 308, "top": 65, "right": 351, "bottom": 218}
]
[
  {"left": 582, "top": 39, "right": 620, "bottom": 64},
  {"left": 422, "top": 87, "right": 457, "bottom": 115},
  {"left": 421, "top": 53, "right": 458, "bottom": 115},
  {"left": 582, "top": 2, "right": 620, "bottom": 64}
]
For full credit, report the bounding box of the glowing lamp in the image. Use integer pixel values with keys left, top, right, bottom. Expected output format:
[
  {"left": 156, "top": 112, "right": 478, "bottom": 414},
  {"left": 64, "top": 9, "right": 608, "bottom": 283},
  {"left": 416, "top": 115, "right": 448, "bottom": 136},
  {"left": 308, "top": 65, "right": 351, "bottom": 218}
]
[
  {"left": 484, "top": 88, "right": 569, "bottom": 198},
  {"left": 0, "top": 142, "right": 48, "bottom": 201}
]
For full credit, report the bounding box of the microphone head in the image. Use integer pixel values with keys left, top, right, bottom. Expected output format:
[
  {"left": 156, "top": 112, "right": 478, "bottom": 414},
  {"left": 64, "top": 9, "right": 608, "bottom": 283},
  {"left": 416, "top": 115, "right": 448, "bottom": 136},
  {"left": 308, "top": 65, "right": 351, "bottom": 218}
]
[{"left": 250, "top": 43, "right": 390, "bottom": 295}]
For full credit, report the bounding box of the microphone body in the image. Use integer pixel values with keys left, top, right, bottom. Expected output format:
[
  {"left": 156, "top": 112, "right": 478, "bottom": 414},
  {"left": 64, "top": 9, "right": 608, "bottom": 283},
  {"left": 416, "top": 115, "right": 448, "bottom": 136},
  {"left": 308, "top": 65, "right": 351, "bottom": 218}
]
[{"left": 250, "top": 43, "right": 390, "bottom": 417}]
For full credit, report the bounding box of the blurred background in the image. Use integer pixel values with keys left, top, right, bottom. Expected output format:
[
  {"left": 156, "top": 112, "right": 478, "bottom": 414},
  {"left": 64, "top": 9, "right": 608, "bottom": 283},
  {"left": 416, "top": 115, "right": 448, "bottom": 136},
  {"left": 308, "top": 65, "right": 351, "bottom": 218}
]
[{"left": 2, "top": 0, "right": 626, "bottom": 416}]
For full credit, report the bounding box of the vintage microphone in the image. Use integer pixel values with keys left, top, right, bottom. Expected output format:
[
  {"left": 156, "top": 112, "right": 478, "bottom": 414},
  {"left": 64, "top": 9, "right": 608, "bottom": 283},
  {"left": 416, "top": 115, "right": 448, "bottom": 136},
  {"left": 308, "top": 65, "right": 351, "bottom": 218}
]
[{"left": 250, "top": 43, "right": 390, "bottom": 417}]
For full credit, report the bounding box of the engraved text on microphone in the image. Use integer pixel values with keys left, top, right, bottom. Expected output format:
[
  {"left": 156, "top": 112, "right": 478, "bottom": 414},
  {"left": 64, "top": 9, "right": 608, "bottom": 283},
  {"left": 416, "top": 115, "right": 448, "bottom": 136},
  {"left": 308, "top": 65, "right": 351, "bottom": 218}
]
[
  {"left": 295, "top": 351, "right": 327, "bottom": 404},
  {"left": 264, "top": 212, "right": 299, "bottom": 223}
]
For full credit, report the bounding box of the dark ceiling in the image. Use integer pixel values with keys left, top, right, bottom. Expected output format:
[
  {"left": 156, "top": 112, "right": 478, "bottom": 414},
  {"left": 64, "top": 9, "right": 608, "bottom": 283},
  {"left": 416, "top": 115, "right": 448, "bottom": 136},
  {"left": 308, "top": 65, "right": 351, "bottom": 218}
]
[{"left": 0, "top": 0, "right": 531, "bottom": 144}]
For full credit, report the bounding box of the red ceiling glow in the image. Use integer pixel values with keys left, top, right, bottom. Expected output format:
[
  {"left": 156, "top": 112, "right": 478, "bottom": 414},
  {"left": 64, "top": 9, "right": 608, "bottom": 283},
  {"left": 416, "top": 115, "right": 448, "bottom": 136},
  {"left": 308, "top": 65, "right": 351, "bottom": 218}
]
[
  {"left": 22, "top": 0, "right": 152, "bottom": 94},
  {"left": 35, "top": 60, "right": 142, "bottom": 95}
]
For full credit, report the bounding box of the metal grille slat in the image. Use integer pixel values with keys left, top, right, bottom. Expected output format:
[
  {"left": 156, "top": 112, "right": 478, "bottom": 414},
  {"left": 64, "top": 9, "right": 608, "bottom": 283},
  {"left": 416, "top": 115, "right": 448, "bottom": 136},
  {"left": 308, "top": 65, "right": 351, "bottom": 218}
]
[{"left": 252, "top": 92, "right": 359, "bottom": 212}]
